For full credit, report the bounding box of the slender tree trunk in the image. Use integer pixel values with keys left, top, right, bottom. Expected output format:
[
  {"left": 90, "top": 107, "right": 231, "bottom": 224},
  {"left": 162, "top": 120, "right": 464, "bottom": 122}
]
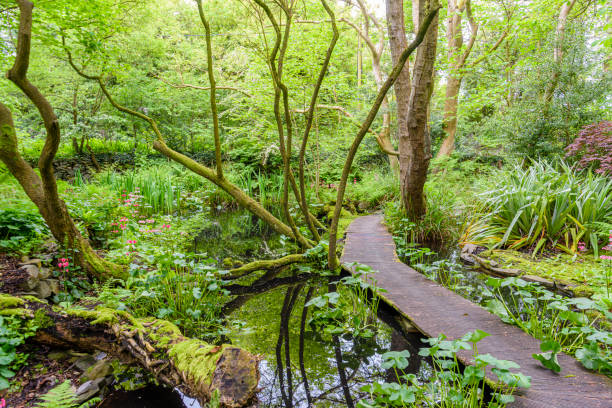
[
  {"left": 543, "top": 0, "right": 577, "bottom": 105},
  {"left": 1, "top": 1, "right": 123, "bottom": 280},
  {"left": 344, "top": 0, "right": 401, "bottom": 175},
  {"left": 437, "top": 0, "right": 463, "bottom": 157},
  {"left": 386, "top": 0, "right": 439, "bottom": 218},
  {"left": 373, "top": 58, "right": 400, "bottom": 176},
  {"left": 437, "top": 75, "right": 461, "bottom": 156}
]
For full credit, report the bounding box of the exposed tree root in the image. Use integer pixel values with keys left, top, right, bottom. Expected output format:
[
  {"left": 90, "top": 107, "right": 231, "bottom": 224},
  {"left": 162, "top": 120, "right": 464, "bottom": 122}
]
[{"left": 0, "top": 294, "right": 259, "bottom": 408}]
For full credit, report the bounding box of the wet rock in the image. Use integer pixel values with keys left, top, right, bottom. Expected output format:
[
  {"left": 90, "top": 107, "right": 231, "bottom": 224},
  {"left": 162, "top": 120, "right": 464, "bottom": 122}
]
[
  {"left": 522, "top": 274, "right": 554, "bottom": 288},
  {"left": 19, "top": 258, "right": 42, "bottom": 268},
  {"left": 75, "top": 377, "right": 106, "bottom": 404},
  {"left": 46, "top": 279, "right": 60, "bottom": 295},
  {"left": 34, "top": 280, "right": 52, "bottom": 299},
  {"left": 38, "top": 267, "right": 52, "bottom": 279},
  {"left": 20, "top": 264, "right": 40, "bottom": 290},
  {"left": 48, "top": 351, "right": 70, "bottom": 361},
  {"left": 83, "top": 360, "right": 112, "bottom": 381},
  {"left": 94, "top": 352, "right": 107, "bottom": 361},
  {"left": 74, "top": 355, "right": 97, "bottom": 371}
]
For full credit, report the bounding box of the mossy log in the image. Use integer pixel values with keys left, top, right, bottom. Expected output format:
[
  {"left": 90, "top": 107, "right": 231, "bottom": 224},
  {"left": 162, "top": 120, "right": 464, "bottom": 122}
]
[{"left": 0, "top": 294, "right": 259, "bottom": 407}]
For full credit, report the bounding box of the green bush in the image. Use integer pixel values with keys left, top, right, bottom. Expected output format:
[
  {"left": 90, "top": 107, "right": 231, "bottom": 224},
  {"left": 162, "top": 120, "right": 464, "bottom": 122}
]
[
  {"left": 0, "top": 313, "right": 40, "bottom": 390},
  {"left": 0, "top": 208, "right": 48, "bottom": 253},
  {"left": 463, "top": 161, "right": 612, "bottom": 256}
]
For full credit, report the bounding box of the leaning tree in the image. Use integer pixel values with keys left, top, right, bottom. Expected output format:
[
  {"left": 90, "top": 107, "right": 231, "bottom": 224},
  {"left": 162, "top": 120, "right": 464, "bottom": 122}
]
[{"left": 0, "top": 0, "right": 124, "bottom": 279}]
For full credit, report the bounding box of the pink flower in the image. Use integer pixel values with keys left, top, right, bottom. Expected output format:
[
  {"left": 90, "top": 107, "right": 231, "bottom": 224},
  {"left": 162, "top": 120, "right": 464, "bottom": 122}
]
[
  {"left": 138, "top": 220, "right": 145, "bottom": 224},
  {"left": 601, "top": 255, "right": 612, "bottom": 261},
  {"left": 1, "top": 397, "right": 6, "bottom": 408}
]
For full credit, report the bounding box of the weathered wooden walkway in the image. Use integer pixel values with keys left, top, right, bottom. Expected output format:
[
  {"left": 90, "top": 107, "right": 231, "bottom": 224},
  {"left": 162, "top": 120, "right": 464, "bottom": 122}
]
[{"left": 341, "top": 214, "right": 612, "bottom": 408}]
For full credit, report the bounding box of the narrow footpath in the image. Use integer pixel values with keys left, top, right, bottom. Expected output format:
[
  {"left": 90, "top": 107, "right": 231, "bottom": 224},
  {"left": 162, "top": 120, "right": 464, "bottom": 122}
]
[{"left": 341, "top": 214, "right": 612, "bottom": 408}]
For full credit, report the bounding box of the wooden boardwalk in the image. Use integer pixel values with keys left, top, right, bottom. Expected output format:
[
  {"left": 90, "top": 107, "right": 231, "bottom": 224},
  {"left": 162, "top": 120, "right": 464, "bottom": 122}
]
[{"left": 341, "top": 215, "right": 612, "bottom": 408}]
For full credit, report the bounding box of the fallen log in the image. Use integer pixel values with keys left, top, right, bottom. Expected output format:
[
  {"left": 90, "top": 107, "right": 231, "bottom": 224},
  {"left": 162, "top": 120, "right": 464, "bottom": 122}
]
[{"left": 0, "top": 294, "right": 259, "bottom": 407}]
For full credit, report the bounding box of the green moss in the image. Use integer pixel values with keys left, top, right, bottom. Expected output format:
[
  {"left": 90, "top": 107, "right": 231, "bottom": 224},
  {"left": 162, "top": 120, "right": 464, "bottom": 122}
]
[
  {"left": 32, "top": 308, "right": 54, "bottom": 329},
  {"left": 146, "top": 318, "right": 182, "bottom": 348},
  {"left": 0, "top": 293, "right": 24, "bottom": 308},
  {"left": 0, "top": 308, "right": 29, "bottom": 317},
  {"left": 481, "top": 249, "right": 604, "bottom": 297},
  {"left": 337, "top": 212, "right": 358, "bottom": 238},
  {"left": 67, "top": 307, "right": 120, "bottom": 325},
  {"left": 168, "top": 339, "right": 227, "bottom": 387}
]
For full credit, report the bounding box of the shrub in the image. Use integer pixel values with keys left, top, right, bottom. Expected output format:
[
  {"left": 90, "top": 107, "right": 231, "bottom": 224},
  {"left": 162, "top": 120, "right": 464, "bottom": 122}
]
[
  {"left": 565, "top": 121, "right": 612, "bottom": 177},
  {"left": 0, "top": 208, "right": 48, "bottom": 253},
  {"left": 463, "top": 161, "right": 612, "bottom": 255}
]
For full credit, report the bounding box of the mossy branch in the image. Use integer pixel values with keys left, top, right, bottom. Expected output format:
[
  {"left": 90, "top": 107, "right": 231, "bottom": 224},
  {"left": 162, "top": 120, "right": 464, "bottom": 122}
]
[{"left": 227, "top": 254, "right": 306, "bottom": 279}]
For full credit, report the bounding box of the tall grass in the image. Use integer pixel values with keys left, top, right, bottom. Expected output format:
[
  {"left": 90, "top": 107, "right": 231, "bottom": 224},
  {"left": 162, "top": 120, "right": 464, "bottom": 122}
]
[
  {"left": 98, "top": 163, "right": 202, "bottom": 215},
  {"left": 462, "top": 161, "right": 612, "bottom": 256}
]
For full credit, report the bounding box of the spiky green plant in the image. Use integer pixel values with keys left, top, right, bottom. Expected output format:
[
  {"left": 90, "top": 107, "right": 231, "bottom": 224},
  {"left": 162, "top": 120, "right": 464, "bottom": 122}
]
[{"left": 463, "top": 161, "right": 612, "bottom": 256}]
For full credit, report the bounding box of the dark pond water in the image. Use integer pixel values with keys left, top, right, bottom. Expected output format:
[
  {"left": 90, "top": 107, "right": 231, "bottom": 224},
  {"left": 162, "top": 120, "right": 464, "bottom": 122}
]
[
  {"left": 101, "top": 210, "right": 433, "bottom": 407},
  {"left": 101, "top": 272, "right": 431, "bottom": 408}
]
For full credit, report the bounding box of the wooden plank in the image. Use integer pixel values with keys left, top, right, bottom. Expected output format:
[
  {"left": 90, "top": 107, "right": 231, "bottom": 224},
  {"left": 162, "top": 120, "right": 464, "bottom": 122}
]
[{"left": 341, "top": 214, "right": 612, "bottom": 408}]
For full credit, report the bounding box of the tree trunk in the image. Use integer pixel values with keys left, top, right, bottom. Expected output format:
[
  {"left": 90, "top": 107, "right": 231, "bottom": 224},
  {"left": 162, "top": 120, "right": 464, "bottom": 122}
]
[
  {"left": 543, "top": 0, "right": 577, "bottom": 105},
  {"left": 437, "top": 0, "right": 463, "bottom": 157},
  {"left": 0, "top": 294, "right": 259, "bottom": 408},
  {"left": 386, "top": 0, "right": 439, "bottom": 218},
  {"left": 437, "top": 75, "right": 461, "bottom": 156},
  {"left": 0, "top": 107, "right": 124, "bottom": 280},
  {"left": 373, "top": 57, "right": 401, "bottom": 176},
  {"left": 1, "top": 1, "right": 124, "bottom": 280}
]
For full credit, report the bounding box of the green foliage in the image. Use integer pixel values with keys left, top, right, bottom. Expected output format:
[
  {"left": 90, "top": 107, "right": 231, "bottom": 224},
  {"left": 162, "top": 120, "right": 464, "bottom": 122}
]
[
  {"left": 0, "top": 208, "right": 48, "bottom": 254},
  {"left": 0, "top": 315, "right": 40, "bottom": 390},
  {"left": 98, "top": 163, "right": 197, "bottom": 216},
  {"left": 483, "top": 276, "right": 612, "bottom": 375},
  {"left": 359, "top": 330, "right": 531, "bottom": 408},
  {"left": 306, "top": 263, "right": 384, "bottom": 339},
  {"left": 532, "top": 340, "right": 562, "bottom": 372},
  {"left": 344, "top": 170, "right": 399, "bottom": 210},
  {"left": 463, "top": 161, "right": 612, "bottom": 255},
  {"left": 457, "top": 17, "right": 610, "bottom": 160},
  {"left": 33, "top": 380, "right": 100, "bottom": 408}
]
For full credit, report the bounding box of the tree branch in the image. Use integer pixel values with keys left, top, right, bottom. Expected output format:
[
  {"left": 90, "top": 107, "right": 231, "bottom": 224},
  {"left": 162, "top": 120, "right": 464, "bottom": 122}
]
[
  {"left": 154, "top": 73, "right": 254, "bottom": 98},
  {"left": 195, "top": 0, "right": 223, "bottom": 178},
  {"left": 297, "top": 0, "right": 339, "bottom": 242}
]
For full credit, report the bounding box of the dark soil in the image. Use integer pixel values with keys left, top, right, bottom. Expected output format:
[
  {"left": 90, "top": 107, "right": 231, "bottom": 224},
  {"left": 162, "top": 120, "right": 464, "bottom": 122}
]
[
  {"left": 0, "top": 254, "right": 27, "bottom": 294},
  {"left": 2, "top": 344, "right": 82, "bottom": 408}
]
